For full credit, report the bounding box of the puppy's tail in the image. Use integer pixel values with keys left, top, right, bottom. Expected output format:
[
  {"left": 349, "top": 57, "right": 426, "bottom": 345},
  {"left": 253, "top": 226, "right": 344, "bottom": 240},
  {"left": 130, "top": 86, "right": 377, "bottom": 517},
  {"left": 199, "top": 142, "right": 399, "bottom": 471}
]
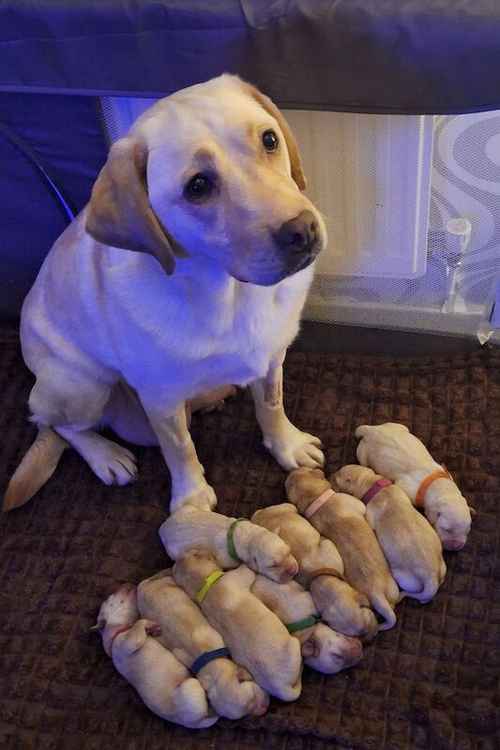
[
  {"left": 371, "top": 593, "right": 397, "bottom": 631},
  {"left": 3, "top": 427, "right": 67, "bottom": 512}
]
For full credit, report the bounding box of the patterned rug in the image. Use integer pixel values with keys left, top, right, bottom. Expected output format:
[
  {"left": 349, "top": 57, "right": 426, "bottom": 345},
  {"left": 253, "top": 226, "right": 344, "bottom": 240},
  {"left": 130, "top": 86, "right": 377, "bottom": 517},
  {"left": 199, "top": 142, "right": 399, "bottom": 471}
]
[{"left": 1, "top": 332, "right": 499, "bottom": 750}]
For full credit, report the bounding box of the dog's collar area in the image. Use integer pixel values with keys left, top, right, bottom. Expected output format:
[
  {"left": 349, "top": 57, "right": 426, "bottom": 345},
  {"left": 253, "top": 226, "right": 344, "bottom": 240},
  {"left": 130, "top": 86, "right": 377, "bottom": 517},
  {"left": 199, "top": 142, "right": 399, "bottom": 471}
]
[
  {"left": 308, "top": 567, "right": 345, "bottom": 584},
  {"left": 361, "top": 478, "right": 393, "bottom": 504},
  {"left": 195, "top": 570, "right": 225, "bottom": 604},
  {"left": 285, "top": 614, "right": 321, "bottom": 634},
  {"left": 415, "top": 466, "right": 452, "bottom": 507},
  {"left": 108, "top": 623, "right": 135, "bottom": 652},
  {"left": 304, "top": 488, "right": 335, "bottom": 519},
  {"left": 227, "top": 518, "right": 246, "bottom": 562},
  {"left": 190, "top": 647, "right": 231, "bottom": 675}
]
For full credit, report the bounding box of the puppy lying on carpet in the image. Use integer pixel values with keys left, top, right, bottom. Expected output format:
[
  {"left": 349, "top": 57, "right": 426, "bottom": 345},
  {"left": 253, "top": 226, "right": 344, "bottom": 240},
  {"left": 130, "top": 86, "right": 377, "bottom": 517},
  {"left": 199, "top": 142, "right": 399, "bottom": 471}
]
[
  {"left": 137, "top": 570, "right": 269, "bottom": 718},
  {"left": 333, "top": 465, "right": 446, "bottom": 602},
  {"left": 92, "top": 584, "right": 217, "bottom": 729},
  {"left": 251, "top": 504, "right": 378, "bottom": 640},
  {"left": 250, "top": 574, "right": 363, "bottom": 673},
  {"left": 160, "top": 507, "right": 298, "bottom": 582},
  {"left": 173, "top": 550, "right": 303, "bottom": 701},
  {"left": 355, "top": 423, "right": 473, "bottom": 549},
  {"left": 286, "top": 468, "right": 400, "bottom": 630}
]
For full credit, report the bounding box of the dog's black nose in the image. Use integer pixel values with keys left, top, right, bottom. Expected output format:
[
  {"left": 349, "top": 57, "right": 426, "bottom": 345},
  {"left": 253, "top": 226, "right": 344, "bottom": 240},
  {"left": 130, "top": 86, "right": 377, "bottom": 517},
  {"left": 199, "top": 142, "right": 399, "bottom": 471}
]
[{"left": 274, "top": 210, "right": 318, "bottom": 254}]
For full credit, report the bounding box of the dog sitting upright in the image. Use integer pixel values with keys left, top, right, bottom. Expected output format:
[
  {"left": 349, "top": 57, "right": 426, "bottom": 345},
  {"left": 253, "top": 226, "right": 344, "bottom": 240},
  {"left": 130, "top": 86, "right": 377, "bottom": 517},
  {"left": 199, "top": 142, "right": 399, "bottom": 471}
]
[
  {"left": 333, "top": 465, "right": 446, "bottom": 602},
  {"left": 5, "top": 74, "right": 327, "bottom": 513}
]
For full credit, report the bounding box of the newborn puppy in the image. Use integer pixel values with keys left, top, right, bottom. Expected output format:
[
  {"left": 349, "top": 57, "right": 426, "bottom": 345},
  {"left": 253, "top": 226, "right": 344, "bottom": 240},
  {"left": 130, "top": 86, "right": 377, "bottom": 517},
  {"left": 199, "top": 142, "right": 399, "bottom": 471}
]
[
  {"left": 333, "top": 465, "right": 446, "bottom": 602},
  {"left": 137, "top": 570, "right": 269, "bottom": 719},
  {"left": 250, "top": 574, "right": 363, "bottom": 674},
  {"left": 173, "top": 550, "right": 302, "bottom": 701},
  {"left": 251, "top": 504, "right": 378, "bottom": 640},
  {"left": 356, "top": 423, "right": 472, "bottom": 550},
  {"left": 160, "top": 507, "right": 298, "bottom": 583},
  {"left": 92, "top": 584, "right": 217, "bottom": 729},
  {"left": 286, "top": 468, "right": 400, "bottom": 630}
]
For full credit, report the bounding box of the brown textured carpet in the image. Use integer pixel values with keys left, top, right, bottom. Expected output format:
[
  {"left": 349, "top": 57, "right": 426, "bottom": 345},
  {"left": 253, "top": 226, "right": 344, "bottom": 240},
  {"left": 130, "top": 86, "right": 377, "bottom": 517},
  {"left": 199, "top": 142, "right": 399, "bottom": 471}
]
[{"left": 1, "top": 334, "right": 499, "bottom": 750}]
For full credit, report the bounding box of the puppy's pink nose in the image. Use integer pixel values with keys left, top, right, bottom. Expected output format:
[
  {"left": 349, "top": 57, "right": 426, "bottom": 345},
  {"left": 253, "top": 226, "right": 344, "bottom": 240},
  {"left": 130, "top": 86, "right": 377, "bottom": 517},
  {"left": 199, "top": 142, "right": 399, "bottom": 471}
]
[
  {"left": 251, "top": 692, "right": 270, "bottom": 716},
  {"left": 344, "top": 637, "right": 363, "bottom": 662},
  {"left": 443, "top": 538, "right": 466, "bottom": 551},
  {"left": 282, "top": 557, "right": 299, "bottom": 579}
]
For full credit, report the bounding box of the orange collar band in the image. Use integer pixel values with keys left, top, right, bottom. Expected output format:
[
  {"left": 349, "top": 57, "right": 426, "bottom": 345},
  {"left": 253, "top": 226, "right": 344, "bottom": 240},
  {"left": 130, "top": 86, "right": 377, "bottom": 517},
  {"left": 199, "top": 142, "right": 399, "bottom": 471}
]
[{"left": 415, "top": 466, "right": 452, "bottom": 507}]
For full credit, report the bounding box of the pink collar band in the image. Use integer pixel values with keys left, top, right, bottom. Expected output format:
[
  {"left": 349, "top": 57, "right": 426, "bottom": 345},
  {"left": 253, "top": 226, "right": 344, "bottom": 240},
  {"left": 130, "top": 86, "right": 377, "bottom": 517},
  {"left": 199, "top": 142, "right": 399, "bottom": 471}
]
[
  {"left": 304, "top": 488, "right": 335, "bottom": 519},
  {"left": 361, "top": 478, "right": 392, "bottom": 504}
]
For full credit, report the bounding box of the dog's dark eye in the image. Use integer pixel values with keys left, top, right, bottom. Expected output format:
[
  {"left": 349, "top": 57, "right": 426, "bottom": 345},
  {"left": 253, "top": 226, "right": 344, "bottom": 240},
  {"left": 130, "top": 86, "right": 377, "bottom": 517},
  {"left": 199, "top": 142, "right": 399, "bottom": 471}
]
[
  {"left": 262, "top": 129, "right": 279, "bottom": 152},
  {"left": 184, "top": 173, "right": 214, "bottom": 202}
]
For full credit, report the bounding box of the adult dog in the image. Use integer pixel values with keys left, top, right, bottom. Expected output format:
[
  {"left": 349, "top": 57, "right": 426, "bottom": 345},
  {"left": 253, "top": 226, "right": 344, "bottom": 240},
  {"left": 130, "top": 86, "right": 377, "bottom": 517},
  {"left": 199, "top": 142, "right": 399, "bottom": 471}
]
[{"left": 5, "top": 74, "right": 327, "bottom": 513}]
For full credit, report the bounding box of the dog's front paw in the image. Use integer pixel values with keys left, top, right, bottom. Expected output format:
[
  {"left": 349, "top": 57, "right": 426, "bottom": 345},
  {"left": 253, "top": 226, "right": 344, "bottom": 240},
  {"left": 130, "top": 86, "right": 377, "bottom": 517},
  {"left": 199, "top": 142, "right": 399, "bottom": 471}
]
[
  {"left": 170, "top": 481, "right": 217, "bottom": 513},
  {"left": 263, "top": 419, "right": 324, "bottom": 471}
]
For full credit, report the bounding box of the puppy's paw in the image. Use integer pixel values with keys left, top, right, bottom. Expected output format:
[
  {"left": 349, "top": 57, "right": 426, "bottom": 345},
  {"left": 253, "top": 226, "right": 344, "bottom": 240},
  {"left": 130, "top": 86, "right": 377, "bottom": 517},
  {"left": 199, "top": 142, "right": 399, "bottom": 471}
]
[
  {"left": 170, "top": 482, "right": 217, "bottom": 513},
  {"left": 263, "top": 420, "right": 324, "bottom": 471}
]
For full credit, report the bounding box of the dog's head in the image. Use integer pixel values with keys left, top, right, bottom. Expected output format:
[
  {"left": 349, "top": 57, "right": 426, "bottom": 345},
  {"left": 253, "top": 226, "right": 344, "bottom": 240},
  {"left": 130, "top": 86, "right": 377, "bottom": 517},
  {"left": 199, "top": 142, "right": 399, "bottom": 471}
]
[{"left": 86, "top": 75, "right": 327, "bottom": 284}]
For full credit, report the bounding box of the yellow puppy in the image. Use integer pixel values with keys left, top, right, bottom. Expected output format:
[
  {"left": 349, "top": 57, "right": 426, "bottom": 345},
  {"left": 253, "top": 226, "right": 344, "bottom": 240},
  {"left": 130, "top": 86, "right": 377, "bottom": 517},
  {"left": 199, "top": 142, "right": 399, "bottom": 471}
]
[
  {"left": 137, "top": 570, "right": 269, "bottom": 718},
  {"left": 355, "top": 423, "right": 472, "bottom": 550},
  {"left": 333, "top": 465, "right": 446, "bottom": 602},
  {"left": 250, "top": 573, "right": 363, "bottom": 674},
  {"left": 251, "top": 503, "right": 378, "bottom": 640},
  {"left": 92, "top": 584, "right": 217, "bottom": 729},
  {"left": 173, "top": 550, "right": 302, "bottom": 701},
  {"left": 160, "top": 508, "right": 298, "bottom": 582},
  {"left": 286, "top": 468, "right": 400, "bottom": 631}
]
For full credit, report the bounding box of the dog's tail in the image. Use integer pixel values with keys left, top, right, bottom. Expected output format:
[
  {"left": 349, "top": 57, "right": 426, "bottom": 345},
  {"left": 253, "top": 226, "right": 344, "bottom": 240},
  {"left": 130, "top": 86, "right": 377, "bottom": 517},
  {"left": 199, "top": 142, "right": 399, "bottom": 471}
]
[
  {"left": 3, "top": 427, "right": 67, "bottom": 512},
  {"left": 371, "top": 592, "right": 397, "bottom": 631}
]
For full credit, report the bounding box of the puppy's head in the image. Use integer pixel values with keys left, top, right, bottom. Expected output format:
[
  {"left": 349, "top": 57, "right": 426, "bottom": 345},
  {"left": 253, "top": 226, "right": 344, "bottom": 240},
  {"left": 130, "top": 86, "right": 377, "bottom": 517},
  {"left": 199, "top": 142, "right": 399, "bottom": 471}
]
[
  {"left": 302, "top": 623, "right": 363, "bottom": 674},
  {"left": 332, "top": 465, "right": 379, "bottom": 498},
  {"left": 86, "top": 74, "right": 326, "bottom": 284},
  {"left": 173, "top": 549, "right": 220, "bottom": 597},
  {"left": 429, "top": 494, "right": 472, "bottom": 551},
  {"left": 285, "top": 467, "right": 331, "bottom": 514},
  {"left": 90, "top": 583, "right": 139, "bottom": 654},
  {"left": 203, "top": 660, "right": 269, "bottom": 719},
  {"left": 310, "top": 576, "right": 379, "bottom": 642},
  {"left": 247, "top": 526, "right": 298, "bottom": 582}
]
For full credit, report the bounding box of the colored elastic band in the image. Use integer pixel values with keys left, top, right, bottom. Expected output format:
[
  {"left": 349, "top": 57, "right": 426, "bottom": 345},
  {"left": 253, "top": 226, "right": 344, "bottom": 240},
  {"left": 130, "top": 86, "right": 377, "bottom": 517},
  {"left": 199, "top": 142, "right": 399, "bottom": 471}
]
[
  {"left": 362, "top": 478, "right": 393, "bottom": 504},
  {"left": 415, "top": 466, "right": 452, "bottom": 508},
  {"left": 190, "top": 647, "right": 231, "bottom": 675},
  {"left": 108, "top": 623, "right": 135, "bottom": 652},
  {"left": 227, "top": 518, "right": 246, "bottom": 562},
  {"left": 304, "top": 489, "right": 335, "bottom": 519},
  {"left": 308, "top": 567, "right": 345, "bottom": 583},
  {"left": 286, "top": 614, "right": 321, "bottom": 634},
  {"left": 195, "top": 570, "right": 225, "bottom": 604}
]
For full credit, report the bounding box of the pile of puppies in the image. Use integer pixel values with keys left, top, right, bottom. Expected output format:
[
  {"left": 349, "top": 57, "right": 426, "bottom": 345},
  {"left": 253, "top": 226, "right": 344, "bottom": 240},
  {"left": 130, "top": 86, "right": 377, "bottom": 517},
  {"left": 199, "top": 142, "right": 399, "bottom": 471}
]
[{"left": 92, "top": 422, "right": 473, "bottom": 728}]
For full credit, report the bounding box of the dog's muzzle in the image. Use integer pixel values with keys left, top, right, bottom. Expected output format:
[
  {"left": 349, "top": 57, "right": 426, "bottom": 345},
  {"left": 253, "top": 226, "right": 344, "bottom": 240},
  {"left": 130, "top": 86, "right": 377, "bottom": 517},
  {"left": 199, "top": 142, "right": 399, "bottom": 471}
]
[{"left": 273, "top": 210, "right": 322, "bottom": 275}]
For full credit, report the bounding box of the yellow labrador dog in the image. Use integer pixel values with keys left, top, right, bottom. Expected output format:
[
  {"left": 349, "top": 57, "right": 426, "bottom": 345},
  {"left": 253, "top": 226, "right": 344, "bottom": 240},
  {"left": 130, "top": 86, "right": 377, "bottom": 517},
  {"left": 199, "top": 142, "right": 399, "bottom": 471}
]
[{"left": 5, "top": 74, "right": 327, "bottom": 513}]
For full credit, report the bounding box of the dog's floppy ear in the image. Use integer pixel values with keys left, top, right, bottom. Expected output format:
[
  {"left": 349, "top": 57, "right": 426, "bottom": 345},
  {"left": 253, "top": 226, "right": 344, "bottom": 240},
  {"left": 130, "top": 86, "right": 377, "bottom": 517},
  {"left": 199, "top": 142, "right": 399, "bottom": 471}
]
[
  {"left": 242, "top": 81, "right": 307, "bottom": 192},
  {"left": 85, "top": 137, "right": 187, "bottom": 275}
]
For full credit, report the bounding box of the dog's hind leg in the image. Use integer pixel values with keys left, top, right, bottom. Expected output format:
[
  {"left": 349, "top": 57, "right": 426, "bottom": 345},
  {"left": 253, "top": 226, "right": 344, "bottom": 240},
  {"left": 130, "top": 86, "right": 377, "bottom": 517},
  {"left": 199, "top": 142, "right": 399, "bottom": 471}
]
[{"left": 55, "top": 426, "right": 138, "bottom": 486}]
